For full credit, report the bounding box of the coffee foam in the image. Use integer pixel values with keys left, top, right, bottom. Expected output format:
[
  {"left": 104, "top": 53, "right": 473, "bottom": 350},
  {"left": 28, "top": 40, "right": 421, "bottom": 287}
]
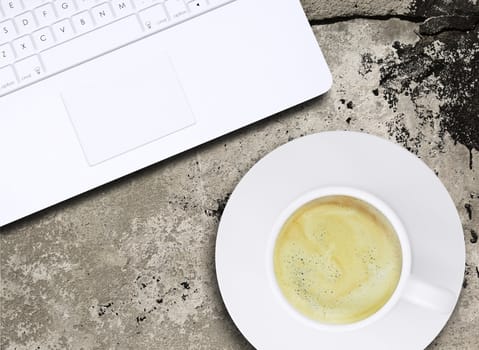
[{"left": 273, "top": 195, "right": 402, "bottom": 324}]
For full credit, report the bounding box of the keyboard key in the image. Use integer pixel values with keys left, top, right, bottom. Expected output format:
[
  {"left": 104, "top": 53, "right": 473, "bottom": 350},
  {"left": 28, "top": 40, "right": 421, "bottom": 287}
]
[
  {"left": 91, "top": 3, "right": 114, "bottom": 26},
  {"left": 15, "top": 54, "right": 44, "bottom": 83},
  {"left": 139, "top": 4, "right": 168, "bottom": 32},
  {"left": 164, "top": 0, "right": 188, "bottom": 19},
  {"left": 52, "top": 19, "right": 74, "bottom": 42},
  {"left": 0, "top": 65, "right": 17, "bottom": 94},
  {"left": 0, "top": 20, "right": 17, "bottom": 44},
  {"left": 54, "top": 0, "right": 77, "bottom": 17},
  {"left": 1, "top": 0, "right": 24, "bottom": 17},
  {"left": 41, "top": 14, "right": 141, "bottom": 73},
  {"left": 186, "top": 0, "right": 207, "bottom": 13},
  {"left": 14, "top": 11, "right": 37, "bottom": 34},
  {"left": 12, "top": 34, "right": 34, "bottom": 58},
  {"left": 111, "top": 0, "right": 133, "bottom": 18},
  {"left": 0, "top": 43, "right": 15, "bottom": 66},
  {"left": 32, "top": 27, "right": 55, "bottom": 50},
  {"left": 72, "top": 11, "right": 94, "bottom": 33},
  {"left": 34, "top": 3, "right": 57, "bottom": 27}
]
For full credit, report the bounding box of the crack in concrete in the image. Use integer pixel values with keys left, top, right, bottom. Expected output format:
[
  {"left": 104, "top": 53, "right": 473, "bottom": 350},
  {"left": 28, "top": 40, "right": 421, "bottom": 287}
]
[
  {"left": 310, "top": 14, "right": 479, "bottom": 35},
  {"left": 309, "top": 14, "right": 426, "bottom": 26}
]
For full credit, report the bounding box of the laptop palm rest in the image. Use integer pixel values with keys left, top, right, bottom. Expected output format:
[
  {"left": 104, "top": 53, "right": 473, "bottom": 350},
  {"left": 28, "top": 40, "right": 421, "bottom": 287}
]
[{"left": 61, "top": 51, "right": 195, "bottom": 166}]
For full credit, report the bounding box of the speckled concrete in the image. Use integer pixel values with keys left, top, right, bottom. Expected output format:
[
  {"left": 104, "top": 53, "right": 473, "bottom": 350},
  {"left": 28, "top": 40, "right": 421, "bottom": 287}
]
[{"left": 1, "top": 1, "right": 478, "bottom": 349}]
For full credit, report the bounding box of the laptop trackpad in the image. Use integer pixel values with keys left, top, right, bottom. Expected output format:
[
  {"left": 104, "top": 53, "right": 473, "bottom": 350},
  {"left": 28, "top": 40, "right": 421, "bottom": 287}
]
[{"left": 62, "top": 52, "right": 195, "bottom": 166}]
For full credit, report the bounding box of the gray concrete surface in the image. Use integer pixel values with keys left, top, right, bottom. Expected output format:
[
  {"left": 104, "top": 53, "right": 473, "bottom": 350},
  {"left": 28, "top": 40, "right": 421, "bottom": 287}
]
[{"left": 1, "top": 0, "right": 479, "bottom": 349}]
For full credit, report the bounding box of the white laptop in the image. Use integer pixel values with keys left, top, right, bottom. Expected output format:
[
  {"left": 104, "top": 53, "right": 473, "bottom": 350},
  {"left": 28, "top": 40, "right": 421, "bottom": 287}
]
[{"left": 0, "top": 0, "right": 331, "bottom": 226}]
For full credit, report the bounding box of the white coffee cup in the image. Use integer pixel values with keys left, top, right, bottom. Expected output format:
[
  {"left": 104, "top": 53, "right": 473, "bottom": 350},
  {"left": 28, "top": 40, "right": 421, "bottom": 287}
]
[{"left": 267, "top": 186, "right": 457, "bottom": 332}]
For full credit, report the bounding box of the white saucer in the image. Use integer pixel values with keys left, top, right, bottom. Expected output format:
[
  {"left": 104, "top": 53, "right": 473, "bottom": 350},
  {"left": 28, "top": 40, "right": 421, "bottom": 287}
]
[{"left": 215, "top": 131, "right": 465, "bottom": 350}]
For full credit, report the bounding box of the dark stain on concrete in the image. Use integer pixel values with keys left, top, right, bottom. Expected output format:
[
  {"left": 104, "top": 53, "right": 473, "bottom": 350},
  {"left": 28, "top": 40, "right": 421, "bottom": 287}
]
[
  {"left": 385, "top": 116, "right": 423, "bottom": 154},
  {"left": 136, "top": 315, "right": 146, "bottom": 324},
  {"left": 410, "top": 0, "right": 479, "bottom": 17},
  {"left": 419, "top": 15, "right": 479, "bottom": 35},
  {"left": 180, "top": 281, "right": 190, "bottom": 290},
  {"left": 98, "top": 302, "right": 113, "bottom": 317},
  {"left": 362, "top": 24, "right": 479, "bottom": 164},
  {"left": 465, "top": 203, "right": 472, "bottom": 220},
  {"left": 464, "top": 263, "right": 471, "bottom": 288},
  {"left": 204, "top": 193, "right": 231, "bottom": 221},
  {"left": 471, "top": 229, "right": 478, "bottom": 243},
  {"left": 359, "top": 53, "right": 374, "bottom": 75}
]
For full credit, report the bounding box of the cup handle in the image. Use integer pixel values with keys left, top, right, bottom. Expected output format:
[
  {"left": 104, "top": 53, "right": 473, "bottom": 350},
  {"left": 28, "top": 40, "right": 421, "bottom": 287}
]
[{"left": 402, "top": 276, "right": 457, "bottom": 314}]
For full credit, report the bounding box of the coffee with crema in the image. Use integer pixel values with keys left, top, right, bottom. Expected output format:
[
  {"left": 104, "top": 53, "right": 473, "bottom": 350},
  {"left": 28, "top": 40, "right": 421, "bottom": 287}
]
[{"left": 273, "top": 195, "right": 402, "bottom": 324}]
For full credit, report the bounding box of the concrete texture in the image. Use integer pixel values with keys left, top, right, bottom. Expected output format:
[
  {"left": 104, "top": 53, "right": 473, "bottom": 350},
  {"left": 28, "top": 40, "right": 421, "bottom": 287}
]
[
  {"left": 1, "top": 0, "right": 479, "bottom": 349},
  {"left": 301, "top": 0, "right": 479, "bottom": 20},
  {"left": 301, "top": 0, "right": 412, "bottom": 20}
]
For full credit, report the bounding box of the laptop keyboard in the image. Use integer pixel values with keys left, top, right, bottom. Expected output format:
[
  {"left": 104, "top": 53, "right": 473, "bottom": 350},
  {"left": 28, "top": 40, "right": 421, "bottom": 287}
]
[{"left": 0, "top": 0, "right": 233, "bottom": 96}]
